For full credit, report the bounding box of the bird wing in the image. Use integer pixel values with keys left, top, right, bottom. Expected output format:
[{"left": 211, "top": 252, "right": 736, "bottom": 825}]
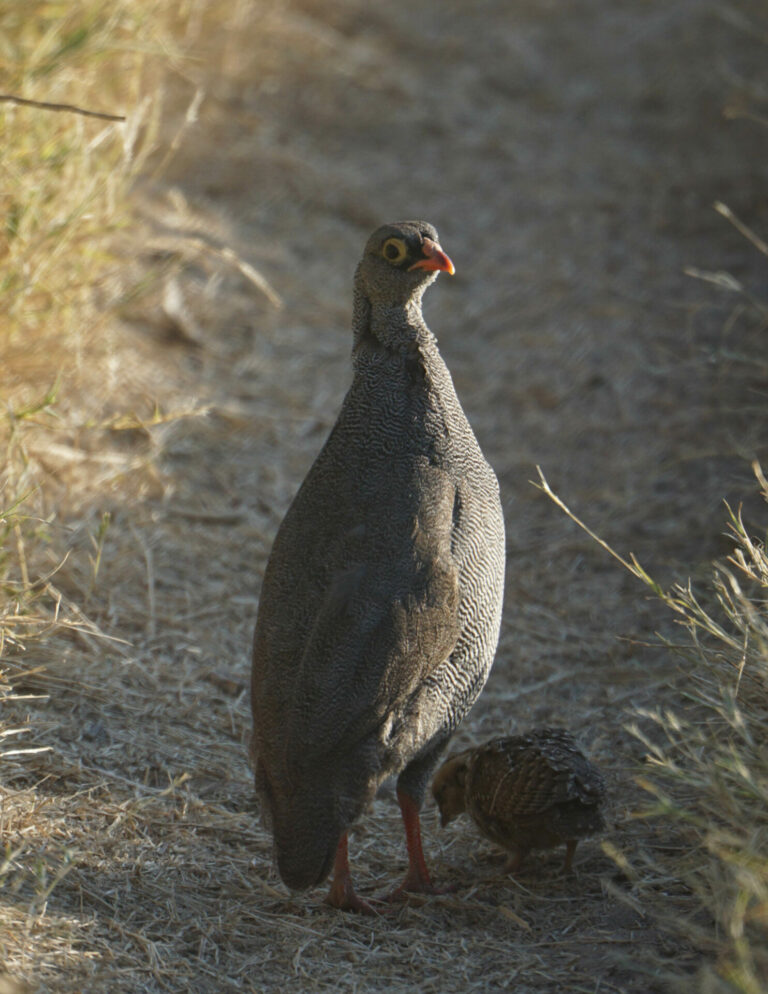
[
  {"left": 252, "top": 461, "right": 461, "bottom": 787},
  {"left": 469, "top": 736, "right": 605, "bottom": 822},
  {"left": 467, "top": 742, "right": 561, "bottom": 820}
]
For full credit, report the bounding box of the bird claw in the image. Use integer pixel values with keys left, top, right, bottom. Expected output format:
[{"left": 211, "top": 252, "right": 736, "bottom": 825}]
[
  {"left": 384, "top": 874, "right": 458, "bottom": 903},
  {"left": 503, "top": 849, "right": 527, "bottom": 874},
  {"left": 323, "top": 890, "right": 383, "bottom": 916},
  {"left": 324, "top": 876, "right": 386, "bottom": 916}
]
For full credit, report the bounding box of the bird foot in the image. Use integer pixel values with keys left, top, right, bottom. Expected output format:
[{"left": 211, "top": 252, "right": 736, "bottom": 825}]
[
  {"left": 562, "top": 840, "right": 578, "bottom": 874},
  {"left": 384, "top": 871, "right": 457, "bottom": 903},
  {"left": 324, "top": 877, "right": 383, "bottom": 916},
  {"left": 503, "top": 848, "right": 528, "bottom": 874},
  {"left": 322, "top": 832, "right": 387, "bottom": 915}
]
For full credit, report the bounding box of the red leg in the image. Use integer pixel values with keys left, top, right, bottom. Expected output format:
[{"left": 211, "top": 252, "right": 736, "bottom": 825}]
[
  {"left": 387, "top": 789, "right": 454, "bottom": 900},
  {"left": 324, "top": 834, "right": 380, "bottom": 915},
  {"left": 503, "top": 846, "right": 528, "bottom": 873},
  {"left": 563, "top": 840, "right": 577, "bottom": 873}
]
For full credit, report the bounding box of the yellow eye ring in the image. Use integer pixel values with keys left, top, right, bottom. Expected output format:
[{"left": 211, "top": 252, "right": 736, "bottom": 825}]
[{"left": 381, "top": 237, "right": 408, "bottom": 265}]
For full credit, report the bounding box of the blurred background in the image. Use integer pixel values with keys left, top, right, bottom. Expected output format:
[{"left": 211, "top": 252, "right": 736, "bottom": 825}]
[{"left": 1, "top": 2, "right": 767, "bottom": 992}]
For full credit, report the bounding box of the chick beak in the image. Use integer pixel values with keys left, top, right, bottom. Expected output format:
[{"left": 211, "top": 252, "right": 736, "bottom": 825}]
[{"left": 408, "top": 237, "right": 455, "bottom": 276}]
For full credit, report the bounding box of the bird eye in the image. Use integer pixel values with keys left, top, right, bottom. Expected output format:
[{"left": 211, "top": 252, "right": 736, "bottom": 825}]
[{"left": 381, "top": 237, "right": 408, "bottom": 264}]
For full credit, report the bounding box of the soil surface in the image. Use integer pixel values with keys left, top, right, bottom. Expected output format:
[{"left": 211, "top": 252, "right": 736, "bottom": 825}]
[{"left": 9, "top": 1, "right": 768, "bottom": 992}]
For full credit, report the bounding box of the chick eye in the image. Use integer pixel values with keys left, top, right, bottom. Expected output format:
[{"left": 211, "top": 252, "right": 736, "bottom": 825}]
[{"left": 381, "top": 237, "right": 408, "bottom": 264}]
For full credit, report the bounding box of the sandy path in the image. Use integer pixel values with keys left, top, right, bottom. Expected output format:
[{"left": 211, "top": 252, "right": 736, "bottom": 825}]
[{"left": 16, "top": 1, "right": 768, "bottom": 991}]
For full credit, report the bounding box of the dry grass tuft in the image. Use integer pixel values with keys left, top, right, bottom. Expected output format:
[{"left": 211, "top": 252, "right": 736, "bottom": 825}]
[
  {"left": 540, "top": 455, "right": 768, "bottom": 993},
  {"left": 1, "top": 3, "right": 205, "bottom": 985},
  {"left": 629, "top": 483, "right": 768, "bottom": 994}
]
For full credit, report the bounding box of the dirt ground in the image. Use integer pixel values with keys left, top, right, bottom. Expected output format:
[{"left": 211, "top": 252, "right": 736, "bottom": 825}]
[{"left": 5, "top": 0, "right": 768, "bottom": 991}]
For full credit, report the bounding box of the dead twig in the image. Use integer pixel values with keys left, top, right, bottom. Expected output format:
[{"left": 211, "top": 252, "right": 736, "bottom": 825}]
[{"left": 0, "top": 93, "right": 125, "bottom": 122}]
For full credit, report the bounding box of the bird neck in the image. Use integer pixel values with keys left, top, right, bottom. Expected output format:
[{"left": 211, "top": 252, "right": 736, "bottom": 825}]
[{"left": 351, "top": 284, "right": 435, "bottom": 359}]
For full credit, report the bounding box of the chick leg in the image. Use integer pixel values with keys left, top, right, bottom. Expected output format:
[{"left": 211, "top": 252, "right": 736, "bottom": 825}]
[
  {"left": 504, "top": 846, "right": 529, "bottom": 873},
  {"left": 563, "top": 839, "right": 578, "bottom": 873},
  {"left": 324, "top": 834, "right": 379, "bottom": 915}
]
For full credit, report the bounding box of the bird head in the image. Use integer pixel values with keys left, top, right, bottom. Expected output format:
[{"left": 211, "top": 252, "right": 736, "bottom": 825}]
[
  {"left": 431, "top": 749, "right": 472, "bottom": 827},
  {"left": 355, "top": 220, "right": 454, "bottom": 311}
]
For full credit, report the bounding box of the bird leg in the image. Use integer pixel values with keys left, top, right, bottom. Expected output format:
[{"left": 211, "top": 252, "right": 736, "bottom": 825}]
[
  {"left": 563, "top": 840, "right": 578, "bottom": 873},
  {"left": 503, "top": 846, "right": 528, "bottom": 874},
  {"left": 387, "top": 789, "right": 452, "bottom": 900},
  {"left": 324, "top": 834, "right": 380, "bottom": 915}
]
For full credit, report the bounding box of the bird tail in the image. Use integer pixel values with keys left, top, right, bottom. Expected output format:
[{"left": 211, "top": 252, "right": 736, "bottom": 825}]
[
  {"left": 254, "top": 754, "right": 368, "bottom": 892},
  {"left": 272, "top": 797, "right": 342, "bottom": 891}
]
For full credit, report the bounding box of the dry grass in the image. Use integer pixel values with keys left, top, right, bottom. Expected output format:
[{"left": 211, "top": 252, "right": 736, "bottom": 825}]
[
  {"left": 540, "top": 455, "right": 768, "bottom": 993},
  {"left": 2, "top": 0, "right": 768, "bottom": 991},
  {"left": 0, "top": 2, "right": 221, "bottom": 987},
  {"left": 633, "top": 471, "right": 768, "bottom": 994}
]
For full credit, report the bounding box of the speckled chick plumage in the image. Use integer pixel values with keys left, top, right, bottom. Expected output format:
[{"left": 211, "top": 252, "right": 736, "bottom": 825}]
[
  {"left": 251, "top": 221, "right": 506, "bottom": 895},
  {"left": 432, "top": 728, "right": 606, "bottom": 871}
]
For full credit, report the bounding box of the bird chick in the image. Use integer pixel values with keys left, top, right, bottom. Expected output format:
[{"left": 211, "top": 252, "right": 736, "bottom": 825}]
[
  {"left": 432, "top": 728, "right": 606, "bottom": 872},
  {"left": 431, "top": 747, "right": 473, "bottom": 827}
]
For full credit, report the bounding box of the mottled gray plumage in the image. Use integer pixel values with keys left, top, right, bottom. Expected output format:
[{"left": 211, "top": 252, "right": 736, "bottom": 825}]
[
  {"left": 250, "top": 221, "right": 505, "bottom": 900},
  {"left": 432, "top": 728, "right": 606, "bottom": 871}
]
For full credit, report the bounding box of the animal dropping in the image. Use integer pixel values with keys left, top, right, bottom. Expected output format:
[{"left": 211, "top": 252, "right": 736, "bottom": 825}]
[
  {"left": 250, "top": 221, "right": 505, "bottom": 912},
  {"left": 432, "top": 728, "right": 607, "bottom": 873}
]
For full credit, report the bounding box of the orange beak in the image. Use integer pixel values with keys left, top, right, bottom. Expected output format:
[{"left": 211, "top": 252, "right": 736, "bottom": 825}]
[{"left": 408, "top": 237, "right": 455, "bottom": 276}]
